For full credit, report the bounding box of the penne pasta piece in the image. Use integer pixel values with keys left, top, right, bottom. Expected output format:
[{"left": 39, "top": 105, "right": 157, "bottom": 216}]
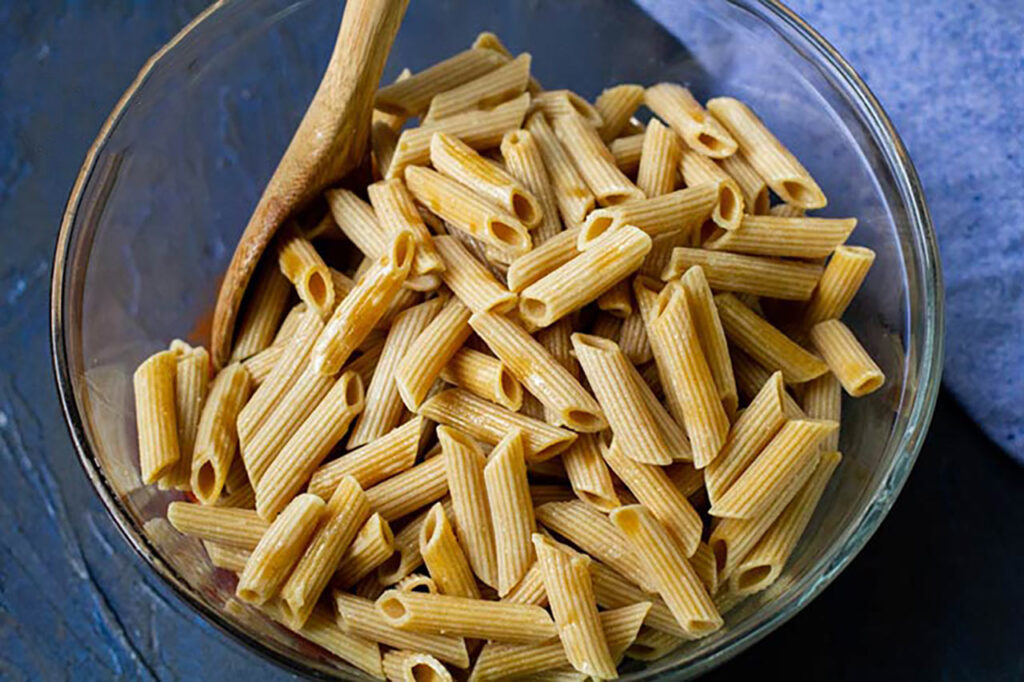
[
  {"left": 485, "top": 430, "right": 537, "bottom": 595},
  {"left": 419, "top": 502, "right": 480, "bottom": 598},
  {"left": 662, "top": 247, "right": 823, "bottom": 301},
  {"left": 236, "top": 493, "right": 324, "bottom": 604},
  {"left": 560, "top": 433, "right": 620, "bottom": 512},
  {"left": 372, "top": 118, "right": 400, "bottom": 179},
  {"left": 679, "top": 265, "right": 738, "bottom": 417},
  {"left": 506, "top": 226, "right": 580, "bottom": 293},
  {"left": 383, "top": 650, "right": 453, "bottom": 682},
  {"left": 273, "top": 303, "right": 309, "bottom": 346},
  {"left": 587, "top": 562, "right": 687, "bottom": 639},
  {"left": 731, "top": 349, "right": 805, "bottom": 419},
  {"left": 709, "top": 449, "right": 821, "bottom": 581},
  {"left": 167, "top": 502, "right": 268, "bottom": 549},
  {"left": 501, "top": 128, "right": 564, "bottom": 245},
  {"left": 335, "top": 592, "right": 470, "bottom": 669},
  {"left": 719, "top": 152, "right": 770, "bottom": 215},
  {"left": 230, "top": 263, "right": 292, "bottom": 361},
  {"left": 808, "top": 320, "right": 885, "bottom": 397},
  {"left": 261, "top": 602, "right": 384, "bottom": 679},
  {"left": 275, "top": 222, "right": 335, "bottom": 319},
  {"left": 715, "top": 293, "right": 828, "bottom": 384},
  {"left": 376, "top": 498, "right": 455, "bottom": 586},
  {"left": 679, "top": 147, "right": 744, "bottom": 230},
  {"left": 388, "top": 94, "right": 530, "bottom": 179},
  {"left": 280, "top": 476, "right": 371, "bottom": 628},
  {"left": 571, "top": 333, "right": 685, "bottom": 465},
  {"left": 704, "top": 214, "right": 856, "bottom": 259},
  {"left": 639, "top": 232, "right": 688, "bottom": 280},
  {"left": 395, "top": 297, "right": 473, "bottom": 410},
  {"left": 532, "top": 535, "right": 617, "bottom": 679},
  {"left": 191, "top": 363, "right": 253, "bottom": 504},
  {"left": 689, "top": 541, "right": 719, "bottom": 595},
  {"left": 579, "top": 185, "right": 720, "bottom": 249},
  {"left": 237, "top": 309, "right": 323, "bottom": 445},
  {"left": 704, "top": 372, "right": 788, "bottom": 505},
  {"left": 520, "top": 226, "right": 652, "bottom": 328},
  {"left": 325, "top": 189, "right": 388, "bottom": 261},
  {"left": 397, "top": 573, "right": 438, "bottom": 594},
  {"left": 404, "top": 165, "right": 531, "bottom": 255},
  {"left": 609, "top": 505, "right": 722, "bottom": 637},
  {"left": 534, "top": 501, "right": 656, "bottom": 592},
  {"left": 799, "top": 245, "right": 876, "bottom": 330},
  {"left": 617, "top": 308, "right": 652, "bottom": 365},
  {"left": 530, "top": 90, "right": 604, "bottom": 128},
  {"left": 242, "top": 340, "right": 282, "bottom": 387},
  {"left": 471, "top": 312, "right": 606, "bottom": 432},
  {"left": 707, "top": 96, "right": 827, "bottom": 208},
  {"left": 602, "top": 441, "right": 703, "bottom": 557},
  {"left": 375, "top": 589, "right": 556, "bottom": 643},
  {"left": 367, "top": 179, "right": 445, "bottom": 282},
  {"left": 255, "top": 371, "right": 364, "bottom": 520},
  {"left": 503, "top": 561, "right": 547, "bottom": 606},
  {"left": 204, "top": 540, "right": 250, "bottom": 573},
  {"left": 524, "top": 113, "right": 595, "bottom": 225},
  {"left": 430, "top": 132, "right": 542, "bottom": 228},
  {"left": 425, "top": 53, "right": 532, "bottom": 121},
  {"left": 350, "top": 299, "right": 442, "bottom": 448},
  {"left": 164, "top": 341, "right": 210, "bottom": 490},
  {"left": 596, "top": 280, "right": 633, "bottom": 318},
  {"left": 313, "top": 231, "right": 416, "bottom": 375},
  {"left": 375, "top": 48, "right": 508, "bottom": 116},
  {"left": 365, "top": 455, "right": 449, "bottom": 522},
  {"left": 223, "top": 456, "right": 251, "bottom": 494},
  {"left": 649, "top": 284, "right": 730, "bottom": 467},
  {"left": 553, "top": 112, "right": 645, "bottom": 206},
  {"left": 437, "top": 426, "right": 498, "bottom": 588},
  {"left": 645, "top": 83, "right": 737, "bottom": 158},
  {"left": 309, "top": 417, "right": 423, "bottom": 499},
  {"left": 625, "top": 627, "right": 686, "bottom": 661},
  {"left": 636, "top": 118, "right": 682, "bottom": 197},
  {"left": 595, "top": 84, "right": 645, "bottom": 142},
  {"left": 709, "top": 418, "right": 836, "bottom": 520},
  {"left": 440, "top": 347, "right": 523, "bottom": 410},
  {"left": 470, "top": 603, "right": 650, "bottom": 682},
  {"left": 471, "top": 33, "right": 539, "bottom": 92},
  {"left": 134, "top": 349, "right": 181, "bottom": 484},
  {"left": 610, "top": 133, "right": 644, "bottom": 175},
  {"left": 420, "top": 388, "right": 577, "bottom": 461},
  {"left": 432, "top": 235, "right": 517, "bottom": 314},
  {"left": 802, "top": 372, "right": 842, "bottom": 451},
  {"left": 730, "top": 451, "right": 841, "bottom": 595},
  {"left": 334, "top": 513, "right": 396, "bottom": 588}
]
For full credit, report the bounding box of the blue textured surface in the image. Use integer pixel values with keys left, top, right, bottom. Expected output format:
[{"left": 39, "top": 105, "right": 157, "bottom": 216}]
[{"left": 0, "top": 1, "right": 1021, "bottom": 680}]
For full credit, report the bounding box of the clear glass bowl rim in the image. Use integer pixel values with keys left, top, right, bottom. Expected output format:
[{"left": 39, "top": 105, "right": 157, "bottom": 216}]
[{"left": 49, "top": 1, "right": 944, "bottom": 678}]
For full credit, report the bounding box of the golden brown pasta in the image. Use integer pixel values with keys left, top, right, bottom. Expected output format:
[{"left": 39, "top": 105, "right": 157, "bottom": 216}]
[
  {"left": 167, "top": 502, "right": 268, "bottom": 549},
  {"left": 334, "top": 513, "right": 396, "bottom": 588},
  {"left": 506, "top": 226, "right": 580, "bottom": 293},
  {"left": 524, "top": 112, "right": 595, "bottom": 225},
  {"left": 802, "top": 372, "right": 842, "bottom": 451},
  {"left": 274, "top": 221, "right": 335, "bottom": 318},
  {"left": 500, "top": 128, "right": 564, "bottom": 245},
  {"left": 365, "top": 454, "right": 449, "bottom": 522},
  {"left": 425, "top": 52, "right": 531, "bottom": 121},
  {"left": 808, "top": 319, "right": 885, "bottom": 397},
  {"left": 377, "top": 499, "right": 456, "bottom": 587},
  {"left": 799, "top": 245, "right": 876, "bottom": 330},
  {"left": 530, "top": 90, "right": 604, "bottom": 128},
  {"left": 645, "top": 83, "right": 737, "bottom": 158},
  {"left": 679, "top": 146, "right": 744, "bottom": 230},
  {"left": 432, "top": 235, "right": 517, "bottom": 314},
  {"left": 470, "top": 311, "right": 606, "bottom": 432},
  {"left": 375, "top": 47, "right": 508, "bottom": 116},
  {"left": 230, "top": 262, "right": 292, "bottom": 362},
  {"left": 579, "top": 185, "right": 720, "bottom": 248},
  {"left": 420, "top": 388, "right": 577, "bottom": 461},
  {"left": 440, "top": 347, "right": 523, "bottom": 410},
  {"left": 594, "top": 84, "right": 645, "bottom": 142},
  {"left": 164, "top": 341, "right": 210, "bottom": 490},
  {"left": 191, "top": 362, "right": 252, "bottom": 504},
  {"left": 703, "top": 214, "right": 856, "bottom": 259},
  {"left": 636, "top": 118, "right": 682, "bottom": 197},
  {"left": 662, "top": 247, "right": 823, "bottom": 301},
  {"left": 484, "top": 430, "right": 537, "bottom": 595},
  {"left": 553, "top": 112, "right": 645, "bottom": 206},
  {"left": 134, "top": 349, "right": 180, "bottom": 485},
  {"left": 560, "top": 433, "right": 620, "bottom": 512},
  {"left": 419, "top": 502, "right": 481, "bottom": 598},
  {"left": 309, "top": 416, "right": 424, "bottom": 499},
  {"left": 395, "top": 297, "right": 473, "bottom": 410},
  {"left": 678, "top": 265, "right": 738, "bottom": 417},
  {"left": 719, "top": 152, "right": 770, "bottom": 215},
  {"left": 609, "top": 133, "right": 644, "bottom": 175},
  {"left": 383, "top": 649, "right": 453, "bottom": 682},
  {"left": 367, "top": 178, "right": 445, "bottom": 283}
]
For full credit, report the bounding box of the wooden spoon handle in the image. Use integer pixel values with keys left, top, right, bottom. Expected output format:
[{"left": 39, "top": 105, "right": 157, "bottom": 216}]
[{"left": 210, "top": 0, "right": 409, "bottom": 368}]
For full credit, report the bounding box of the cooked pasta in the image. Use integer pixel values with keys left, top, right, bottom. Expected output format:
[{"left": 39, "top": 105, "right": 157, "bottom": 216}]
[
  {"left": 594, "top": 84, "right": 645, "bottom": 142},
  {"left": 365, "top": 454, "right": 449, "bottom": 522},
  {"left": 440, "top": 347, "right": 523, "bottom": 410},
  {"left": 662, "top": 247, "right": 823, "bottom": 301},
  {"left": 424, "top": 52, "right": 531, "bottom": 121},
  {"left": 309, "top": 416, "right": 424, "bottom": 498},
  {"left": 552, "top": 112, "right": 644, "bottom": 206},
  {"left": 164, "top": 341, "right": 209, "bottom": 490},
  {"left": 718, "top": 152, "right": 770, "bottom": 215},
  {"left": 191, "top": 362, "right": 252, "bottom": 504},
  {"left": 524, "top": 113, "right": 595, "bottom": 225},
  {"left": 529, "top": 90, "right": 604, "bottom": 128},
  {"left": 395, "top": 297, "right": 473, "bottom": 410},
  {"left": 375, "top": 47, "right": 508, "bottom": 116},
  {"left": 808, "top": 319, "right": 885, "bottom": 397},
  {"left": 799, "top": 245, "right": 876, "bottom": 331},
  {"left": 706, "top": 97, "right": 827, "bottom": 208},
  {"left": 645, "top": 83, "right": 737, "bottom": 158},
  {"left": 636, "top": 118, "right": 682, "bottom": 197},
  {"left": 579, "top": 185, "right": 720, "bottom": 248},
  {"left": 274, "top": 221, "right": 335, "bottom": 318},
  {"left": 230, "top": 262, "right": 292, "bottom": 362},
  {"left": 419, "top": 502, "right": 481, "bottom": 598},
  {"left": 506, "top": 226, "right": 581, "bottom": 293},
  {"left": 367, "top": 178, "right": 445, "bottom": 282},
  {"left": 334, "top": 513, "right": 396, "bottom": 588},
  {"left": 704, "top": 214, "right": 856, "bottom": 259},
  {"left": 484, "top": 430, "right": 537, "bottom": 595},
  {"left": 134, "top": 349, "right": 180, "bottom": 485},
  {"left": 500, "top": 128, "right": 564, "bottom": 244},
  {"left": 560, "top": 433, "right": 620, "bottom": 512},
  {"left": 678, "top": 146, "right": 744, "bottom": 230},
  {"left": 678, "top": 265, "right": 738, "bottom": 417},
  {"left": 432, "top": 235, "right": 517, "bottom": 314}
]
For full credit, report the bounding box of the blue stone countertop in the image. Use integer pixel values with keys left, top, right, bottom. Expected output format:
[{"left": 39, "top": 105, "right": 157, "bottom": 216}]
[{"left": 0, "top": 1, "right": 1021, "bottom": 680}]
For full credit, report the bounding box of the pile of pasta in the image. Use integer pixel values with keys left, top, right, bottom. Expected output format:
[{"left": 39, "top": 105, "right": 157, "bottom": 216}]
[{"left": 134, "top": 31, "right": 884, "bottom": 681}]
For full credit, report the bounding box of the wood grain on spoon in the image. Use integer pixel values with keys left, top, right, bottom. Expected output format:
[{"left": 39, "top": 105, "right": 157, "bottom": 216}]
[{"left": 210, "top": 0, "right": 410, "bottom": 368}]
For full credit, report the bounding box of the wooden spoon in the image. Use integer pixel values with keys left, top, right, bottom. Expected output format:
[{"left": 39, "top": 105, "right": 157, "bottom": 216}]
[{"left": 210, "top": 0, "right": 409, "bottom": 368}]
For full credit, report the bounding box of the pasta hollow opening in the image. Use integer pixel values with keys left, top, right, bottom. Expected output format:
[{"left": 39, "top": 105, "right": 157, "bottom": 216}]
[
  {"left": 565, "top": 409, "right": 605, "bottom": 431},
  {"left": 378, "top": 593, "right": 408, "bottom": 620},
  {"left": 689, "top": 618, "right": 723, "bottom": 634},
  {"left": 488, "top": 220, "right": 526, "bottom": 249},
  {"left": 195, "top": 461, "right": 217, "bottom": 502},
  {"left": 602, "top": 192, "right": 635, "bottom": 206},
  {"left": 391, "top": 231, "right": 416, "bottom": 270},
  {"left": 511, "top": 191, "right": 537, "bottom": 225},
  {"left": 717, "top": 185, "right": 740, "bottom": 225},
  {"left": 499, "top": 370, "right": 521, "bottom": 404},
  {"left": 698, "top": 132, "right": 725, "bottom": 152},
  {"left": 306, "top": 271, "right": 329, "bottom": 307},
  {"left": 852, "top": 374, "right": 884, "bottom": 397},
  {"left": 410, "top": 663, "right": 446, "bottom": 682},
  {"left": 344, "top": 375, "right": 365, "bottom": 406},
  {"left": 735, "top": 564, "right": 773, "bottom": 591},
  {"left": 519, "top": 297, "right": 547, "bottom": 321},
  {"left": 582, "top": 215, "right": 614, "bottom": 243},
  {"left": 780, "top": 180, "right": 818, "bottom": 206}
]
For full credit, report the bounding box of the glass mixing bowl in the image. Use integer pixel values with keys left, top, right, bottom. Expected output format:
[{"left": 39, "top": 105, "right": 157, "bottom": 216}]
[{"left": 51, "top": 0, "right": 943, "bottom": 678}]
